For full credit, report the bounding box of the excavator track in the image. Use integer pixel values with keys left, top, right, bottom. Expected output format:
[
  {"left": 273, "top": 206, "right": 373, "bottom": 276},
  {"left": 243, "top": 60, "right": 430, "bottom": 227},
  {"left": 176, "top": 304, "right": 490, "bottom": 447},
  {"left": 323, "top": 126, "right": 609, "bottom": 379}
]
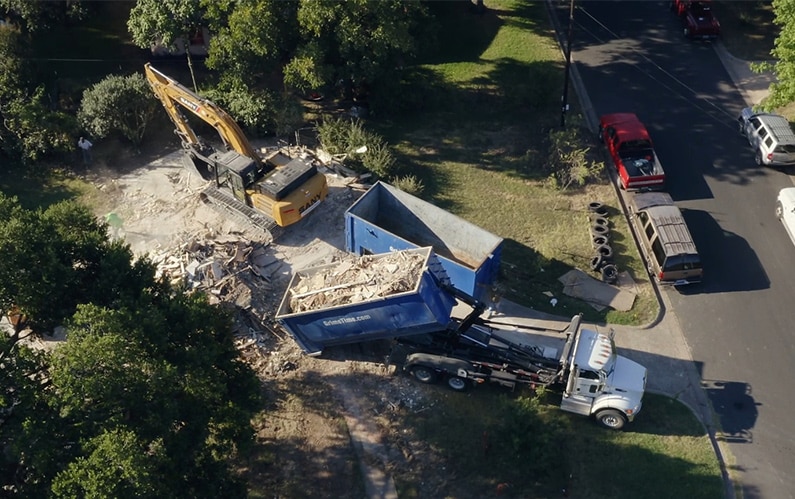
[{"left": 199, "top": 184, "right": 282, "bottom": 243}]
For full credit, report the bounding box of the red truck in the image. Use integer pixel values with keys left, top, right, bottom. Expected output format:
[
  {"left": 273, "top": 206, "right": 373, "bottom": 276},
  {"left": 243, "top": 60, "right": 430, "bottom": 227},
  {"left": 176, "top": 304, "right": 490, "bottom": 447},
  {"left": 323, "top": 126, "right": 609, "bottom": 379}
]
[
  {"left": 671, "top": 0, "right": 720, "bottom": 40},
  {"left": 598, "top": 113, "right": 665, "bottom": 191}
]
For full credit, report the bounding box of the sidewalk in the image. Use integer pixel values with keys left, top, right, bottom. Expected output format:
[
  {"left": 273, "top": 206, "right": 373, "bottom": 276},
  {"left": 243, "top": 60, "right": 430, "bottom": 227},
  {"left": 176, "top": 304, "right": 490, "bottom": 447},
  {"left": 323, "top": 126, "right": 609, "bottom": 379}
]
[{"left": 713, "top": 41, "right": 774, "bottom": 107}]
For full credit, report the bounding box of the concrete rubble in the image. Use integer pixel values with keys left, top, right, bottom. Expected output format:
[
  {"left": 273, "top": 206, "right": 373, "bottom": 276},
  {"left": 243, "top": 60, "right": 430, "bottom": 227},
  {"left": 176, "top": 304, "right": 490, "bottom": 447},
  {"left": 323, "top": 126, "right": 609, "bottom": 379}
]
[{"left": 287, "top": 250, "right": 426, "bottom": 313}]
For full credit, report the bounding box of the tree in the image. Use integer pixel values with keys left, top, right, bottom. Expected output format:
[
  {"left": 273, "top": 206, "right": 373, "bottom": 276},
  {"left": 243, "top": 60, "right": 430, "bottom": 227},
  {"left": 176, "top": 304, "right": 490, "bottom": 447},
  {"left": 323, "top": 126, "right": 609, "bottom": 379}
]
[
  {"left": 128, "top": 0, "right": 207, "bottom": 91},
  {"left": 51, "top": 429, "right": 161, "bottom": 499},
  {"left": 0, "top": 25, "right": 27, "bottom": 103},
  {"left": 78, "top": 73, "right": 158, "bottom": 146},
  {"left": 2, "top": 88, "right": 77, "bottom": 163},
  {"left": 0, "top": 0, "right": 85, "bottom": 33},
  {"left": 0, "top": 195, "right": 261, "bottom": 496},
  {"left": 0, "top": 26, "right": 74, "bottom": 164},
  {"left": 0, "top": 194, "right": 152, "bottom": 333},
  {"left": 205, "top": 0, "right": 297, "bottom": 85},
  {"left": 204, "top": 0, "right": 429, "bottom": 112},
  {"left": 291, "top": 0, "right": 429, "bottom": 101},
  {"left": 47, "top": 298, "right": 259, "bottom": 497},
  {"left": 763, "top": 0, "right": 795, "bottom": 109}
]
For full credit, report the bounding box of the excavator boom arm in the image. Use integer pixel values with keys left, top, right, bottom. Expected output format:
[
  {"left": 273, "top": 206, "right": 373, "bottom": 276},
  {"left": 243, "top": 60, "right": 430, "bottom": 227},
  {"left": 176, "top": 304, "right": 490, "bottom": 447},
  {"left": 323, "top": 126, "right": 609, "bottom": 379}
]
[{"left": 144, "top": 63, "right": 261, "bottom": 161}]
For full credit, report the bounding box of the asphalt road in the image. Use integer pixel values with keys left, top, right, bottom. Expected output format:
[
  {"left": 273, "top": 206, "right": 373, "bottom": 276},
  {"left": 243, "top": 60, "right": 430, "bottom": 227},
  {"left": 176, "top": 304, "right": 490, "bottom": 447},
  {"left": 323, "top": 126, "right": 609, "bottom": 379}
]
[{"left": 551, "top": 2, "right": 795, "bottom": 498}]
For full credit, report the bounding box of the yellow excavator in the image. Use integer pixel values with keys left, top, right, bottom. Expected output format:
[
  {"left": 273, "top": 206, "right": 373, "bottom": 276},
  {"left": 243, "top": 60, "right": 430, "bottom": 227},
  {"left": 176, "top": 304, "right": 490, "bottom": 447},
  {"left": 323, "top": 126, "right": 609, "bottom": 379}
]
[{"left": 144, "top": 63, "right": 328, "bottom": 240}]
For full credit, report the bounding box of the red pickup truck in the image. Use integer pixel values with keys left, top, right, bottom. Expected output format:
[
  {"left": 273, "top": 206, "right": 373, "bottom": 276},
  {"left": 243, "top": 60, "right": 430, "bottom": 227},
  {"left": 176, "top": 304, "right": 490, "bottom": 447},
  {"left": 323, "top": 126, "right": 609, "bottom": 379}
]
[
  {"left": 598, "top": 113, "right": 665, "bottom": 191},
  {"left": 671, "top": 0, "right": 720, "bottom": 40}
]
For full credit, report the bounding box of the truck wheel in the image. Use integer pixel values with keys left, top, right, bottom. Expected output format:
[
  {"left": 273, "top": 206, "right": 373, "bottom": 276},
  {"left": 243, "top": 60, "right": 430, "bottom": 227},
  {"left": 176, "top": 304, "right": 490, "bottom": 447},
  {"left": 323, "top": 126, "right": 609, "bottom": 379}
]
[
  {"left": 411, "top": 366, "right": 437, "bottom": 384},
  {"left": 755, "top": 150, "right": 763, "bottom": 166},
  {"left": 446, "top": 376, "right": 469, "bottom": 392},
  {"left": 683, "top": 27, "right": 690, "bottom": 38},
  {"left": 596, "top": 409, "right": 627, "bottom": 430},
  {"left": 776, "top": 201, "right": 784, "bottom": 220}
]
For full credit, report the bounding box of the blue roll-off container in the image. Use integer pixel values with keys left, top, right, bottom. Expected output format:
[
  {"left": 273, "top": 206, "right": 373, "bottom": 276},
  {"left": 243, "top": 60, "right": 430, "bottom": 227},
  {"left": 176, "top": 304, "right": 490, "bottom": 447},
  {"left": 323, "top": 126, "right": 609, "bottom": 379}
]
[
  {"left": 344, "top": 182, "right": 503, "bottom": 302},
  {"left": 276, "top": 247, "right": 457, "bottom": 355}
]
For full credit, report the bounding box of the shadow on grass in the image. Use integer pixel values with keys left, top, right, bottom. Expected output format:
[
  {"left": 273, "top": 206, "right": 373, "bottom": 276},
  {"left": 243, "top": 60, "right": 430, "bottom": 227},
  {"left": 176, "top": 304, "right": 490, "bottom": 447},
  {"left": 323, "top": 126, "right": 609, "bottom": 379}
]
[
  {"left": 254, "top": 362, "right": 726, "bottom": 499},
  {"left": 0, "top": 165, "right": 84, "bottom": 210}
]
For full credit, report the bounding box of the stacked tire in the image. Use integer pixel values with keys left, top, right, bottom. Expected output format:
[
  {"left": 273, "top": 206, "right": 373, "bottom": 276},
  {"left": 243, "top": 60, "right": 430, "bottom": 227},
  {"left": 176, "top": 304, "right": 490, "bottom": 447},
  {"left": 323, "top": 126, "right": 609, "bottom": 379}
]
[{"left": 588, "top": 202, "right": 618, "bottom": 284}]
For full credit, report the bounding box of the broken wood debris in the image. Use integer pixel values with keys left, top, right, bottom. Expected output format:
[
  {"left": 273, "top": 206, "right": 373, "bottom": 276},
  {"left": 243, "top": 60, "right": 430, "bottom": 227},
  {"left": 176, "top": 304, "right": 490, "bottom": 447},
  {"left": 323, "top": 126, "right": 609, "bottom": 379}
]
[
  {"left": 288, "top": 250, "right": 426, "bottom": 313},
  {"left": 152, "top": 236, "right": 276, "bottom": 290}
]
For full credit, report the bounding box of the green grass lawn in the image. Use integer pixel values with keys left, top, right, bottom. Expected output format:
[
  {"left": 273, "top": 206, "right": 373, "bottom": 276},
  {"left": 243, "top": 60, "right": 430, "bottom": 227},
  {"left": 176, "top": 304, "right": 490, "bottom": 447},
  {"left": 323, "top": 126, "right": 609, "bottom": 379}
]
[
  {"left": 379, "top": 0, "right": 657, "bottom": 325},
  {"left": 390, "top": 389, "right": 722, "bottom": 498}
]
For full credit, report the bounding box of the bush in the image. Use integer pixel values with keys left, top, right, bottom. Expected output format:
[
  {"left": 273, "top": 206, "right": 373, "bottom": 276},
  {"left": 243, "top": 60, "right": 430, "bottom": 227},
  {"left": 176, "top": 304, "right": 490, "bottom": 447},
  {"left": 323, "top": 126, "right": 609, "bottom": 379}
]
[
  {"left": 545, "top": 121, "right": 603, "bottom": 190},
  {"left": 391, "top": 175, "right": 424, "bottom": 195},
  {"left": 316, "top": 117, "right": 399, "bottom": 179},
  {"left": 78, "top": 74, "right": 156, "bottom": 146}
]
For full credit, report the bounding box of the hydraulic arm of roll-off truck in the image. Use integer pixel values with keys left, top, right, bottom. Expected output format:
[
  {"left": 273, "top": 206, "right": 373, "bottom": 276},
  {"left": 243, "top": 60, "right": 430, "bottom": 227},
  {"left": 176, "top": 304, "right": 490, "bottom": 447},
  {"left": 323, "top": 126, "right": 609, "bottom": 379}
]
[{"left": 144, "top": 63, "right": 328, "bottom": 240}]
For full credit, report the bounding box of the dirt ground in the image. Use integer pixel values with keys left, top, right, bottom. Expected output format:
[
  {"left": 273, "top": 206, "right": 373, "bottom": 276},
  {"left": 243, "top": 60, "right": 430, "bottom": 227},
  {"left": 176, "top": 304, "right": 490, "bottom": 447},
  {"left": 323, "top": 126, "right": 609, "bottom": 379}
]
[{"left": 82, "top": 143, "right": 449, "bottom": 498}]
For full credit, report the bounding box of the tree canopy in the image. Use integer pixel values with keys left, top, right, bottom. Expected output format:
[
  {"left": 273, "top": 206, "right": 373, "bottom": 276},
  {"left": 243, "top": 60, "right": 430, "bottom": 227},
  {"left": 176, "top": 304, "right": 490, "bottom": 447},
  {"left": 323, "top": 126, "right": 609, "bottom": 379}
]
[
  {"left": 767, "top": 0, "right": 795, "bottom": 109},
  {"left": 0, "top": 195, "right": 261, "bottom": 497}
]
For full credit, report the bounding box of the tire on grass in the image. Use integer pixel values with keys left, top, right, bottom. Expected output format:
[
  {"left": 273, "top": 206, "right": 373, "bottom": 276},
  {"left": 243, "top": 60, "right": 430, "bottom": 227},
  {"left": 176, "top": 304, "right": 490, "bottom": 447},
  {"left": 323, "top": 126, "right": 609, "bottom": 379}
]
[
  {"left": 601, "top": 264, "right": 618, "bottom": 284},
  {"left": 591, "top": 224, "right": 610, "bottom": 237},
  {"left": 590, "top": 254, "right": 605, "bottom": 271},
  {"left": 596, "top": 244, "right": 613, "bottom": 260}
]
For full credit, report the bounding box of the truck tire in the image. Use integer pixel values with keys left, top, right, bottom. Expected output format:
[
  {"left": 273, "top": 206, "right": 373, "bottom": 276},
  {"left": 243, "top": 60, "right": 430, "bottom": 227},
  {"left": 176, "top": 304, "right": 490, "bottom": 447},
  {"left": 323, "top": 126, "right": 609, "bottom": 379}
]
[
  {"left": 410, "top": 366, "right": 437, "bottom": 385},
  {"left": 596, "top": 409, "right": 627, "bottom": 430},
  {"left": 755, "top": 150, "right": 763, "bottom": 166},
  {"left": 446, "top": 376, "right": 469, "bottom": 392},
  {"left": 777, "top": 201, "right": 784, "bottom": 220}
]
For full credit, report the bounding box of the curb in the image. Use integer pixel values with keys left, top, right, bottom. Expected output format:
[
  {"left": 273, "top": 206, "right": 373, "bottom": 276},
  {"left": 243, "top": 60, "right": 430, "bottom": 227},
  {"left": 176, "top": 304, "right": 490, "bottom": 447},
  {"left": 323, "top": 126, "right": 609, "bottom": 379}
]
[{"left": 712, "top": 40, "right": 774, "bottom": 108}]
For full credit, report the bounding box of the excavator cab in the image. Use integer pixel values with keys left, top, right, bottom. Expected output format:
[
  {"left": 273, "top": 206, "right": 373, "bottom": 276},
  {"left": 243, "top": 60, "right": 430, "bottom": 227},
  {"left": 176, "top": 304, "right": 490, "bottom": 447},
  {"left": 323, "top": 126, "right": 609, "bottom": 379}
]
[{"left": 212, "top": 150, "right": 259, "bottom": 203}]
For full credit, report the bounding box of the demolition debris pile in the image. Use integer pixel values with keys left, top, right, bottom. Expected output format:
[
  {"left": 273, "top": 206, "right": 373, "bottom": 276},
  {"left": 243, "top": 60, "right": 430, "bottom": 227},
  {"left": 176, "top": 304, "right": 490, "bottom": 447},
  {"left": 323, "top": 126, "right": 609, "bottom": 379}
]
[
  {"left": 287, "top": 250, "right": 427, "bottom": 313},
  {"left": 150, "top": 232, "right": 281, "bottom": 321}
]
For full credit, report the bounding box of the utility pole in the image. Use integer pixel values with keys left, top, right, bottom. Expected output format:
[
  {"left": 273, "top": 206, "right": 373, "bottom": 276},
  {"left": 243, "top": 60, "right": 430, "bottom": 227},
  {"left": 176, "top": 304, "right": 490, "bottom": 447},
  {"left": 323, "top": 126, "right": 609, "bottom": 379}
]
[{"left": 560, "top": 0, "right": 575, "bottom": 128}]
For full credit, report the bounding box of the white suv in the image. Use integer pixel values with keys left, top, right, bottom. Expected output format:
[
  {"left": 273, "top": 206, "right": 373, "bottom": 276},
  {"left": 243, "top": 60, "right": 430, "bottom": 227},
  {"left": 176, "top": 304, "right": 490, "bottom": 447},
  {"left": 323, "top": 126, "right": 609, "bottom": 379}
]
[{"left": 738, "top": 108, "right": 795, "bottom": 166}]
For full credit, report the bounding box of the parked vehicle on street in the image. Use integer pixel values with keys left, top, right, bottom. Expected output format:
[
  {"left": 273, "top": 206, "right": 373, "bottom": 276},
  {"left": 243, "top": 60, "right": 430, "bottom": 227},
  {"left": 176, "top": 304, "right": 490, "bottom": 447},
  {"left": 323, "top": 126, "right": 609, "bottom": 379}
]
[
  {"left": 628, "top": 192, "right": 702, "bottom": 286},
  {"left": 599, "top": 113, "right": 666, "bottom": 191},
  {"left": 738, "top": 108, "right": 795, "bottom": 167},
  {"left": 671, "top": 0, "right": 720, "bottom": 39},
  {"left": 776, "top": 188, "right": 795, "bottom": 247}
]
